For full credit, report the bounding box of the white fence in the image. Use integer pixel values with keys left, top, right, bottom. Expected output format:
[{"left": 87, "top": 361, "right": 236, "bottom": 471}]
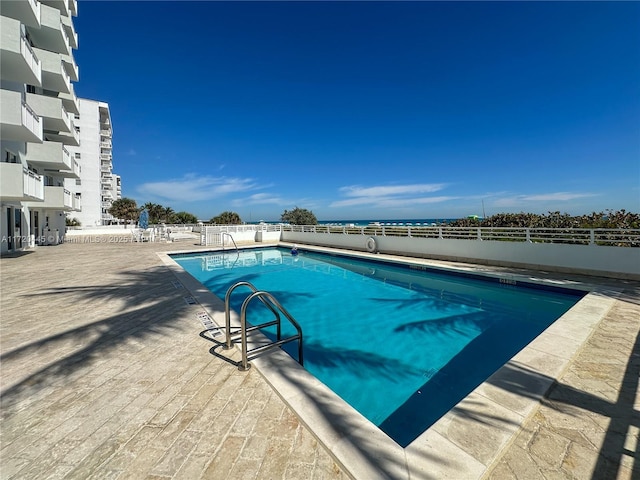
[
  {"left": 280, "top": 225, "right": 640, "bottom": 279},
  {"left": 201, "top": 224, "right": 282, "bottom": 246}
]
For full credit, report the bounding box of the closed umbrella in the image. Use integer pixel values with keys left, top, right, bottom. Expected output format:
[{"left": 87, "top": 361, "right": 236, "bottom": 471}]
[{"left": 139, "top": 209, "right": 149, "bottom": 230}]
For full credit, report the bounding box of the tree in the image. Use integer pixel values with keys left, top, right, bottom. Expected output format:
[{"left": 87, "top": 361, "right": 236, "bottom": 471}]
[
  {"left": 210, "top": 211, "right": 242, "bottom": 225},
  {"left": 163, "top": 207, "right": 175, "bottom": 224},
  {"left": 174, "top": 211, "right": 198, "bottom": 224},
  {"left": 109, "top": 198, "right": 139, "bottom": 224},
  {"left": 142, "top": 202, "right": 164, "bottom": 224},
  {"left": 281, "top": 207, "right": 318, "bottom": 225}
]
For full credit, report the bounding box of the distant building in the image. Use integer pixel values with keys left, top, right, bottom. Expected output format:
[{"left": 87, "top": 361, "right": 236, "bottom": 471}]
[
  {"left": 66, "top": 99, "right": 121, "bottom": 226},
  {"left": 1, "top": 0, "right": 81, "bottom": 253}
]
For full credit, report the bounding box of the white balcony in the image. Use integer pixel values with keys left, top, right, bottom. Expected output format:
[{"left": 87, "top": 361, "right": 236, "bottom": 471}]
[
  {"left": 0, "top": 89, "right": 43, "bottom": 143},
  {"left": 58, "top": 83, "right": 79, "bottom": 115},
  {"left": 40, "top": 0, "right": 69, "bottom": 17},
  {"left": 100, "top": 129, "right": 112, "bottom": 138},
  {"left": 27, "top": 4, "right": 70, "bottom": 56},
  {"left": 72, "top": 194, "right": 81, "bottom": 211},
  {"left": 0, "top": 0, "right": 41, "bottom": 28},
  {"left": 25, "top": 140, "right": 79, "bottom": 178},
  {"left": 60, "top": 52, "right": 78, "bottom": 81},
  {"left": 100, "top": 153, "right": 112, "bottom": 162},
  {"left": 33, "top": 47, "right": 70, "bottom": 94},
  {"left": 68, "top": 0, "right": 77, "bottom": 17},
  {"left": 26, "top": 93, "right": 72, "bottom": 133},
  {"left": 59, "top": 14, "right": 77, "bottom": 50},
  {"left": 0, "top": 17, "right": 42, "bottom": 86},
  {"left": 0, "top": 163, "right": 44, "bottom": 202},
  {"left": 25, "top": 186, "right": 73, "bottom": 210},
  {"left": 45, "top": 128, "right": 79, "bottom": 147},
  {"left": 100, "top": 141, "right": 112, "bottom": 149}
]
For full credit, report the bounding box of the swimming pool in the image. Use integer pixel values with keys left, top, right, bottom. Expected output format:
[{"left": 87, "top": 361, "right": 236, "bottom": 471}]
[{"left": 171, "top": 247, "right": 583, "bottom": 447}]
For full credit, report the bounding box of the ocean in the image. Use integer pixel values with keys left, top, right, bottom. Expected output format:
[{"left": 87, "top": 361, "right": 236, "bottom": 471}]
[{"left": 317, "top": 218, "right": 459, "bottom": 227}]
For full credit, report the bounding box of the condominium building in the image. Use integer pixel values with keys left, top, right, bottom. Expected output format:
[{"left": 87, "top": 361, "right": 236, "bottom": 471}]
[
  {"left": 66, "top": 99, "right": 121, "bottom": 227},
  {"left": 0, "top": 0, "right": 80, "bottom": 254}
]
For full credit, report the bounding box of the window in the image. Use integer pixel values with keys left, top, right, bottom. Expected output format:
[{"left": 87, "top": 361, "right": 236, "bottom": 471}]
[{"left": 4, "top": 151, "right": 17, "bottom": 163}]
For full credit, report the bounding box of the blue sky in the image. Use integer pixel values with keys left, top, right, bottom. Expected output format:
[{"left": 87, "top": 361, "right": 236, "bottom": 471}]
[{"left": 74, "top": 1, "right": 640, "bottom": 222}]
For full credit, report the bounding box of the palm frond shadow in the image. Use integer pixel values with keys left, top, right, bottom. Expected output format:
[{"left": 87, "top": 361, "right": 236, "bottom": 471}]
[
  {"left": 301, "top": 340, "right": 420, "bottom": 381},
  {"left": 0, "top": 266, "right": 187, "bottom": 416},
  {"left": 394, "top": 311, "right": 493, "bottom": 336}
]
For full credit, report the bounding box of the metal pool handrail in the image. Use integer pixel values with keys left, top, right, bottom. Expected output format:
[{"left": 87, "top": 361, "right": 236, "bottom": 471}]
[
  {"left": 238, "top": 290, "right": 303, "bottom": 371},
  {"left": 223, "top": 281, "right": 279, "bottom": 350}
]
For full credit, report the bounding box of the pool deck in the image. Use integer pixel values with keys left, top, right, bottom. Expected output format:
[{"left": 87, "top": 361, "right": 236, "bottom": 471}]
[{"left": 1, "top": 239, "right": 638, "bottom": 479}]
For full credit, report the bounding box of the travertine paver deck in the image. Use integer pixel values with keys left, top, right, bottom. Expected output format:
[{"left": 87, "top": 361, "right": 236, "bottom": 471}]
[{"left": 0, "top": 238, "right": 638, "bottom": 479}]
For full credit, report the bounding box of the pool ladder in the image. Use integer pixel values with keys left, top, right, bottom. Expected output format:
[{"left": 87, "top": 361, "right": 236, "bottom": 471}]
[{"left": 224, "top": 281, "right": 304, "bottom": 371}]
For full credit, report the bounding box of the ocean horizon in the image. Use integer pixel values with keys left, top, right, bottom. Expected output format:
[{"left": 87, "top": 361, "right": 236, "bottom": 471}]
[{"left": 316, "top": 218, "right": 459, "bottom": 227}]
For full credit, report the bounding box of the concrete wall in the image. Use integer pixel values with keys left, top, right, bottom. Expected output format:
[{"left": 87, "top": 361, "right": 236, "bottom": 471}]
[{"left": 280, "top": 231, "right": 640, "bottom": 279}]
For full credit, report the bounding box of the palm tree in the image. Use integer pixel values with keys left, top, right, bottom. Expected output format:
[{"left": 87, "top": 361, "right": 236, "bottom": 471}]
[{"left": 163, "top": 207, "right": 175, "bottom": 224}]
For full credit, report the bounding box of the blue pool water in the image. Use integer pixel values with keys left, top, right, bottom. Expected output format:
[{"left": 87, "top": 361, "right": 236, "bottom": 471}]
[{"left": 172, "top": 247, "right": 583, "bottom": 446}]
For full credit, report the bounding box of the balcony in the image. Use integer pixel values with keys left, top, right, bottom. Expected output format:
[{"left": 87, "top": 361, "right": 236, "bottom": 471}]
[
  {"left": 33, "top": 47, "right": 70, "bottom": 94},
  {"left": 100, "top": 141, "right": 112, "bottom": 149},
  {"left": 100, "top": 153, "right": 112, "bottom": 162},
  {"left": 0, "top": 0, "right": 41, "bottom": 28},
  {"left": 72, "top": 194, "right": 81, "bottom": 211},
  {"left": 0, "top": 89, "right": 43, "bottom": 143},
  {"left": 60, "top": 14, "right": 77, "bottom": 50},
  {"left": 27, "top": 4, "right": 70, "bottom": 56},
  {"left": 69, "top": 0, "right": 77, "bottom": 17},
  {"left": 0, "top": 164, "right": 44, "bottom": 202},
  {"left": 25, "top": 141, "right": 80, "bottom": 178},
  {"left": 0, "top": 17, "right": 42, "bottom": 86},
  {"left": 60, "top": 52, "right": 78, "bottom": 81},
  {"left": 40, "top": 0, "right": 69, "bottom": 17},
  {"left": 58, "top": 83, "right": 79, "bottom": 115},
  {"left": 26, "top": 93, "right": 72, "bottom": 133},
  {"left": 45, "top": 126, "right": 79, "bottom": 146},
  {"left": 25, "top": 186, "right": 73, "bottom": 210},
  {"left": 100, "top": 129, "right": 112, "bottom": 138}
]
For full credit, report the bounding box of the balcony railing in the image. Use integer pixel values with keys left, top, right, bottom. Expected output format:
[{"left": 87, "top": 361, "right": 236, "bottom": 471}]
[
  {"left": 22, "top": 100, "right": 42, "bottom": 136},
  {"left": 24, "top": 168, "right": 44, "bottom": 199},
  {"left": 21, "top": 33, "right": 41, "bottom": 81}
]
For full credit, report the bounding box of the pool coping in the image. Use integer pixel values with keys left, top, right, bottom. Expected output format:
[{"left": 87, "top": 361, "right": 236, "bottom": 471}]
[{"left": 158, "top": 243, "right": 618, "bottom": 479}]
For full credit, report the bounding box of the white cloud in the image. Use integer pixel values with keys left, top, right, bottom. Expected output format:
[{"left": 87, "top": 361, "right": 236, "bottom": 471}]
[
  {"left": 330, "top": 183, "right": 454, "bottom": 209},
  {"left": 339, "top": 183, "right": 447, "bottom": 198},
  {"left": 137, "top": 173, "right": 257, "bottom": 202},
  {"left": 231, "top": 193, "right": 288, "bottom": 206},
  {"left": 492, "top": 191, "right": 598, "bottom": 207}
]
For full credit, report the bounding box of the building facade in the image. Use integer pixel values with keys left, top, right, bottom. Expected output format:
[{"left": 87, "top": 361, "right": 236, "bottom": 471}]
[
  {"left": 66, "top": 99, "right": 120, "bottom": 227},
  {"left": 1, "top": 0, "right": 80, "bottom": 253}
]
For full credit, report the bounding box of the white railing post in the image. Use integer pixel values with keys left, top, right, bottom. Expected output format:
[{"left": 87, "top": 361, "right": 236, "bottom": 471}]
[
  {"left": 526, "top": 228, "right": 531, "bottom": 243},
  {"left": 590, "top": 230, "right": 595, "bottom": 245}
]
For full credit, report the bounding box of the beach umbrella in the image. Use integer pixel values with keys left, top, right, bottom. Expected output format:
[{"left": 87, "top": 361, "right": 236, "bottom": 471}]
[{"left": 139, "top": 209, "right": 149, "bottom": 229}]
